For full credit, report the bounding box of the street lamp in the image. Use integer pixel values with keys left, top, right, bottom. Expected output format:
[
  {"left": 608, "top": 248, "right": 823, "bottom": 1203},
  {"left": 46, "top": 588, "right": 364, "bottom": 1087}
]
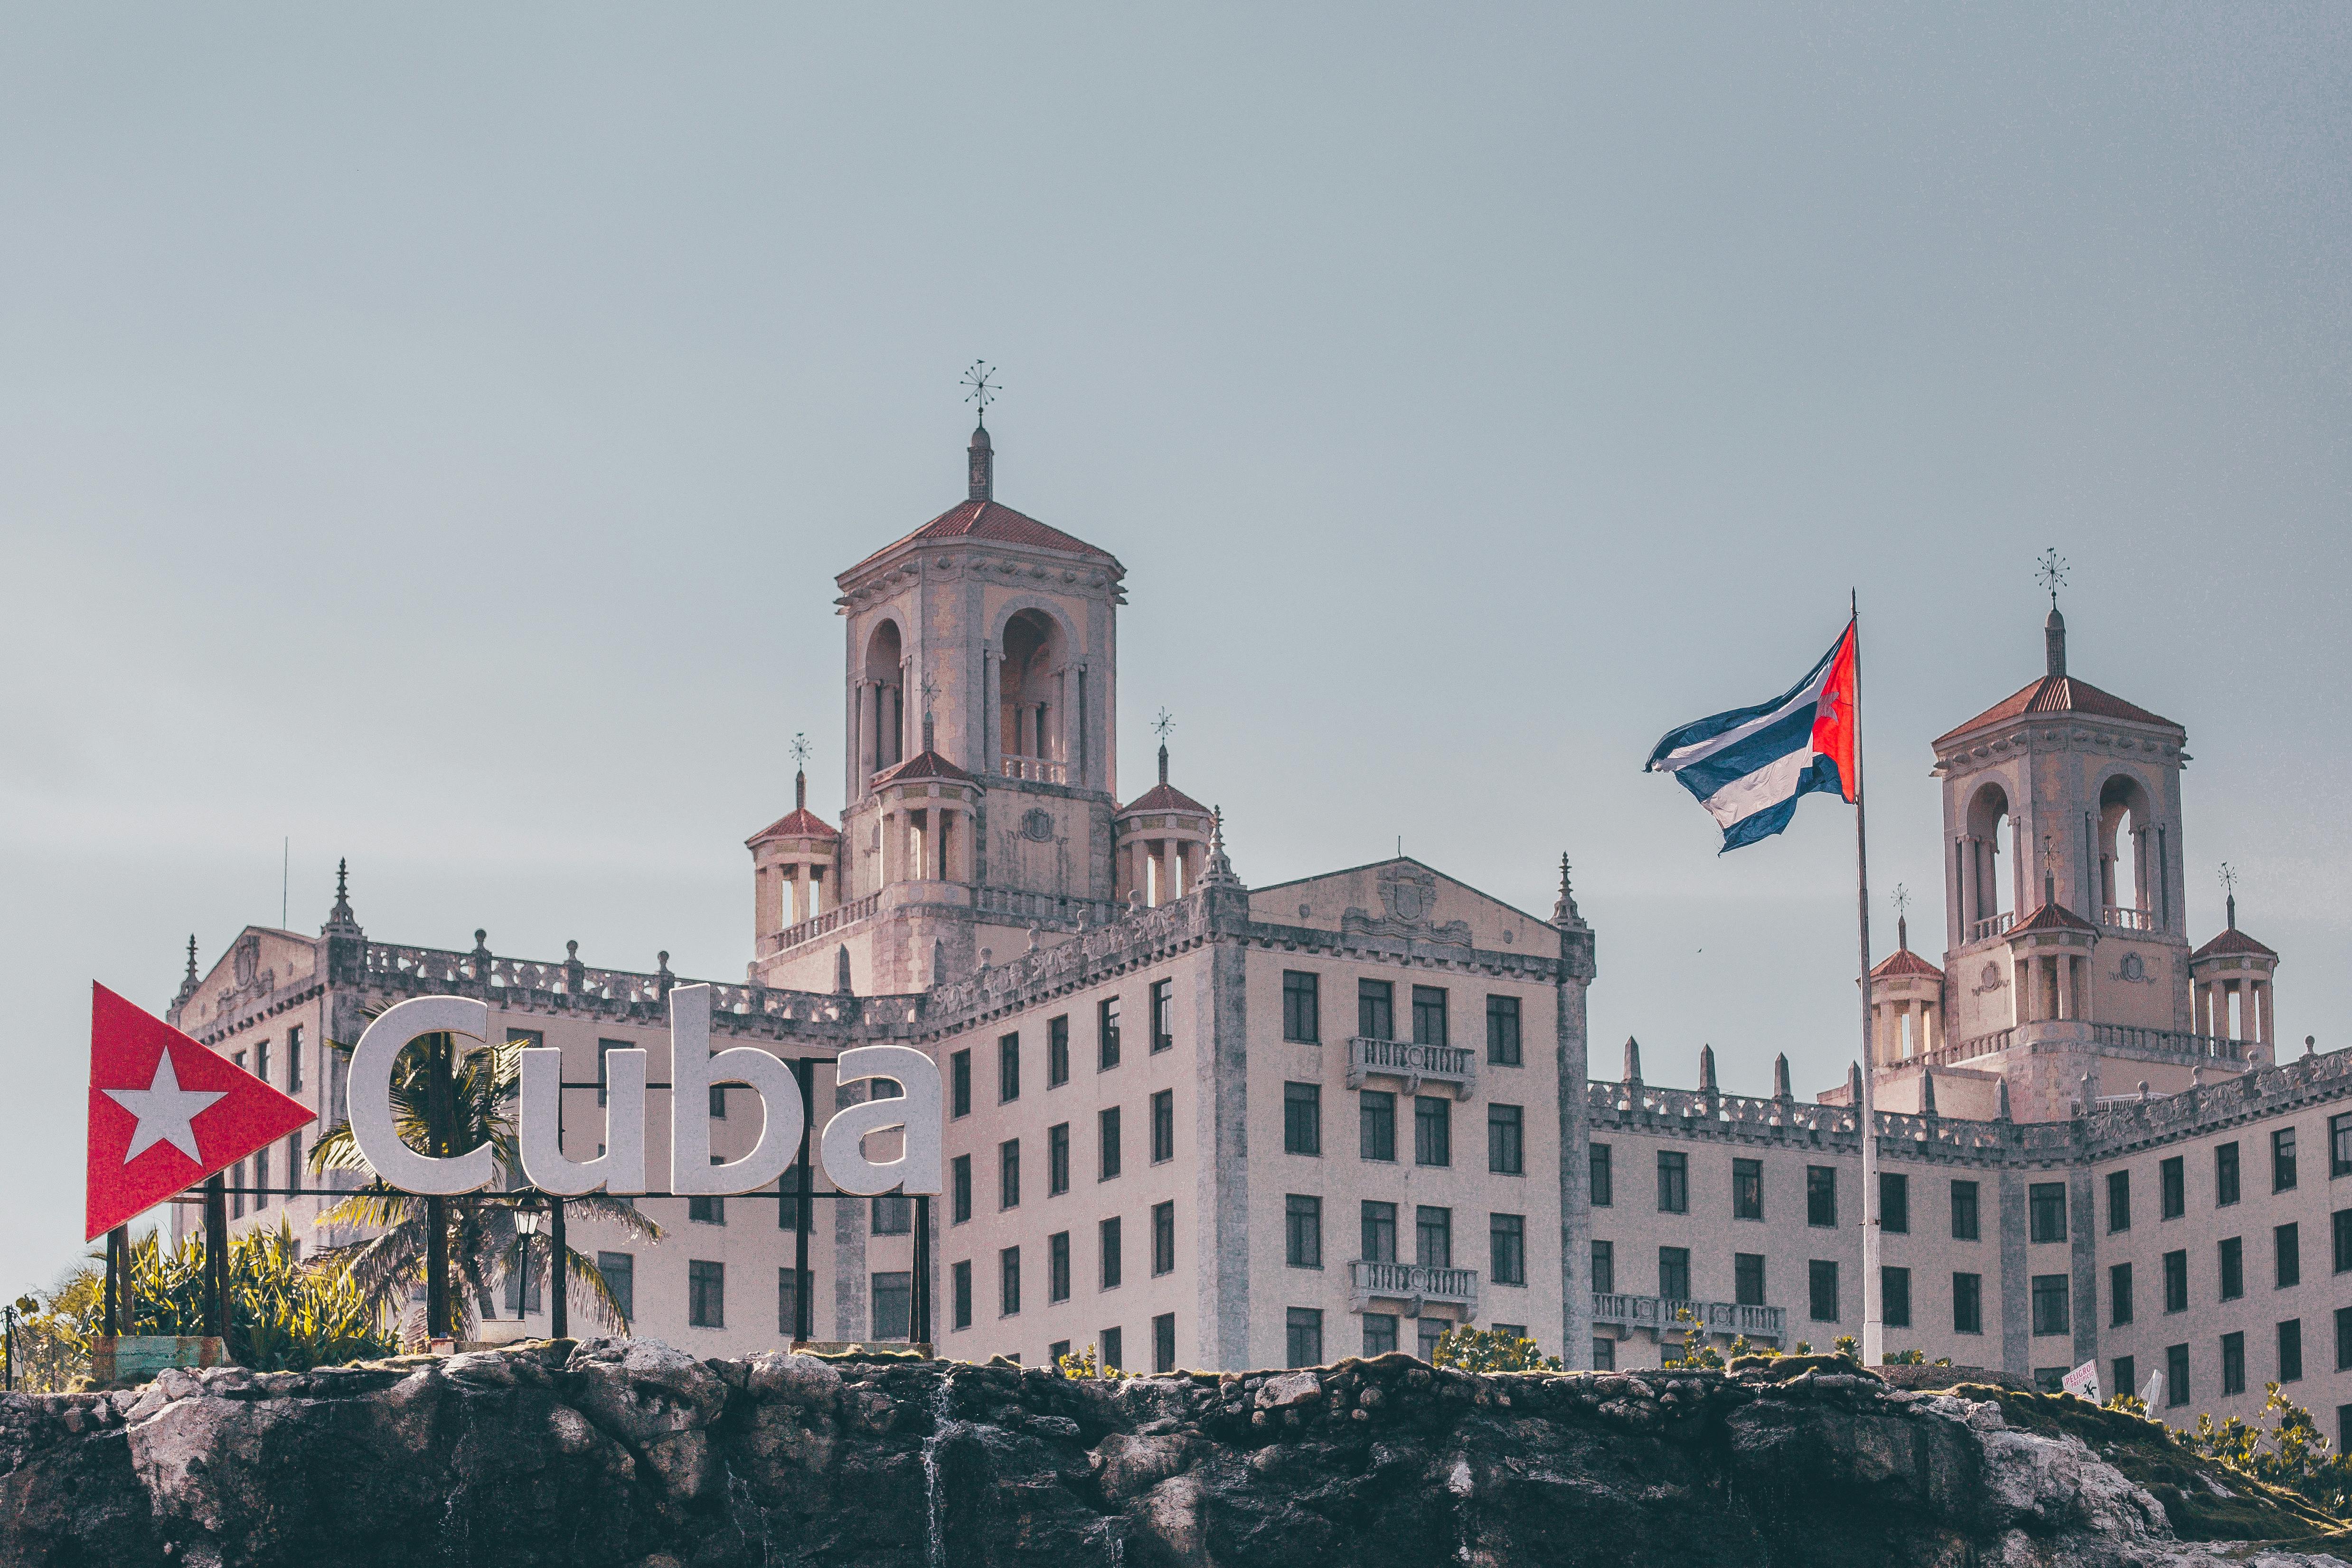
[{"left": 511, "top": 1196, "right": 567, "bottom": 1341}]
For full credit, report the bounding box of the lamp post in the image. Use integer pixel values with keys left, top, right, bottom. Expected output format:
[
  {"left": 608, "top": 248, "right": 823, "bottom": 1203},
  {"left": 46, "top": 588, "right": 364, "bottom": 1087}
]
[{"left": 513, "top": 1197, "right": 567, "bottom": 1341}]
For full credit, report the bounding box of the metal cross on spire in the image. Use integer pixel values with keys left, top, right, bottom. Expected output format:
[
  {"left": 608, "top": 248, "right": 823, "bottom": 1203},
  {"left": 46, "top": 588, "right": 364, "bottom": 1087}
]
[
  {"left": 962, "top": 361, "right": 999, "bottom": 427},
  {"left": 1151, "top": 708, "right": 1175, "bottom": 742},
  {"left": 1892, "top": 883, "right": 1910, "bottom": 920},
  {"left": 2219, "top": 862, "right": 2239, "bottom": 897},
  {"left": 789, "top": 732, "right": 811, "bottom": 770},
  {"left": 2036, "top": 547, "right": 2068, "bottom": 609}
]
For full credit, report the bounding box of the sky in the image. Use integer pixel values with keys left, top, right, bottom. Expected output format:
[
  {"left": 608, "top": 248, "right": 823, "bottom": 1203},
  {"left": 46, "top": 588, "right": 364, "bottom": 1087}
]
[{"left": 3, "top": 5, "right": 2347, "bottom": 1299}]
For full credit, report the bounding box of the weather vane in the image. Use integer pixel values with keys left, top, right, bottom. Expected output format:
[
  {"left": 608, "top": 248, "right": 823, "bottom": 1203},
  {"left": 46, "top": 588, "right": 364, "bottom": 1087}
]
[
  {"left": 789, "top": 732, "right": 810, "bottom": 770},
  {"left": 1892, "top": 883, "right": 1910, "bottom": 920},
  {"left": 2036, "top": 547, "right": 2068, "bottom": 609},
  {"left": 2219, "top": 862, "right": 2239, "bottom": 898},
  {"left": 962, "top": 361, "right": 999, "bottom": 426},
  {"left": 1152, "top": 708, "right": 1174, "bottom": 742}
]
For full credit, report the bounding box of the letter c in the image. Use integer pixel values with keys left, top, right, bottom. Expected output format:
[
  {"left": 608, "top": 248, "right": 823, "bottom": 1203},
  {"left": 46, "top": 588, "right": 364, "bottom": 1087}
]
[{"left": 349, "top": 995, "right": 499, "bottom": 1196}]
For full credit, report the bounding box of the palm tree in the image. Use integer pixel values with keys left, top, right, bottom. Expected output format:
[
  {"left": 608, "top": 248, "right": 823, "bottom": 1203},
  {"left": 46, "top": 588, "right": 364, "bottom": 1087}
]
[{"left": 309, "top": 1032, "right": 659, "bottom": 1343}]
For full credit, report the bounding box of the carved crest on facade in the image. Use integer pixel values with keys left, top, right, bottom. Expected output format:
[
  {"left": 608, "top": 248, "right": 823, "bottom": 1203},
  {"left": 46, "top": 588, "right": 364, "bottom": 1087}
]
[
  {"left": 1020, "top": 807, "right": 1056, "bottom": 843},
  {"left": 1972, "top": 962, "right": 2004, "bottom": 996},
  {"left": 1342, "top": 864, "right": 1473, "bottom": 949}
]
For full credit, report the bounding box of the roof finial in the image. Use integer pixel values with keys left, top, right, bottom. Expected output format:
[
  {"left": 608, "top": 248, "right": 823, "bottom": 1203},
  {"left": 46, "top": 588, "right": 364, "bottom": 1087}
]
[
  {"left": 1893, "top": 883, "right": 1910, "bottom": 952},
  {"left": 1204, "top": 805, "right": 1240, "bottom": 886},
  {"left": 173, "top": 934, "right": 201, "bottom": 1010},
  {"left": 1622, "top": 1036, "right": 1642, "bottom": 1086},
  {"left": 962, "top": 361, "right": 998, "bottom": 502},
  {"left": 1152, "top": 708, "right": 1173, "bottom": 785},
  {"left": 1920, "top": 1070, "right": 1938, "bottom": 1117},
  {"left": 322, "top": 857, "right": 360, "bottom": 936},
  {"left": 2220, "top": 862, "right": 2239, "bottom": 929},
  {"left": 184, "top": 934, "right": 198, "bottom": 982},
  {"left": 790, "top": 731, "right": 811, "bottom": 810},
  {"left": 2041, "top": 833, "right": 2059, "bottom": 908},
  {"left": 1698, "top": 1043, "right": 1718, "bottom": 1094},
  {"left": 2038, "top": 548, "right": 2069, "bottom": 678},
  {"left": 1551, "top": 852, "right": 1583, "bottom": 927},
  {"left": 1772, "top": 1052, "right": 1792, "bottom": 1101}
]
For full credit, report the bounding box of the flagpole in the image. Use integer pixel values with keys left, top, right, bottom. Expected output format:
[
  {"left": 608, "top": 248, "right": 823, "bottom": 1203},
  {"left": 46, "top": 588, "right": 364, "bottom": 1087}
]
[{"left": 1852, "top": 589, "right": 1882, "bottom": 1368}]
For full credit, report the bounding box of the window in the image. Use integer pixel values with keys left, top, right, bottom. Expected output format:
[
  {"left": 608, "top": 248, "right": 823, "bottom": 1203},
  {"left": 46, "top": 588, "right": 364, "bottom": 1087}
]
[
  {"left": 1416, "top": 1206, "right": 1453, "bottom": 1269},
  {"left": 2340, "top": 1307, "right": 2352, "bottom": 1372},
  {"left": 2031, "top": 1274, "right": 2069, "bottom": 1336},
  {"left": 1050, "top": 1232, "right": 1072, "bottom": 1303},
  {"left": 1100, "top": 1107, "right": 1122, "bottom": 1180},
  {"left": 254, "top": 1145, "right": 269, "bottom": 1210},
  {"left": 1590, "top": 1144, "right": 1614, "bottom": 1207},
  {"left": 1952, "top": 1179, "right": 1980, "bottom": 1240},
  {"left": 710, "top": 1083, "right": 728, "bottom": 1118},
  {"left": 1734, "top": 1252, "right": 1765, "bottom": 1306},
  {"left": 779, "top": 1166, "right": 806, "bottom": 1230},
  {"left": 1419, "top": 1317, "right": 1446, "bottom": 1362},
  {"left": 999, "top": 1033, "right": 1021, "bottom": 1103},
  {"left": 951, "top": 1050, "right": 972, "bottom": 1118},
  {"left": 1101, "top": 1218, "right": 1123, "bottom": 1289},
  {"left": 2029, "top": 1182, "right": 2067, "bottom": 1243},
  {"left": 1283, "top": 971, "right": 1320, "bottom": 1043},
  {"left": 2113, "top": 1356, "right": 2136, "bottom": 1404},
  {"left": 1000, "top": 1138, "right": 1021, "bottom": 1210},
  {"left": 596, "top": 1039, "right": 629, "bottom": 1107},
  {"left": 2332, "top": 1113, "right": 2352, "bottom": 1177},
  {"left": 1362, "top": 1201, "right": 1398, "bottom": 1263},
  {"left": 597, "top": 1252, "right": 634, "bottom": 1323},
  {"left": 1099, "top": 997, "right": 1122, "bottom": 1070},
  {"left": 1490, "top": 1213, "right": 1525, "bottom": 1286},
  {"left": 2222, "top": 1331, "right": 2247, "bottom": 1397},
  {"left": 951, "top": 1155, "right": 972, "bottom": 1224},
  {"left": 2166, "top": 1343, "right": 2191, "bottom": 1406},
  {"left": 1590, "top": 1239, "right": 1615, "bottom": 1295},
  {"left": 2275, "top": 1127, "right": 2298, "bottom": 1192},
  {"left": 1732, "top": 1159, "right": 1763, "bottom": 1221},
  {"left": 230, "top": 1159, "right": 244, "bottom": 1219},
  {"left": 952, "top": 1260, "right": 972, "bottom": 1330},
  {"left": 287, "top": 1025, "right": 303, "bottom": 1092},
  {"left": 872, "top": 1194, "right": 912, "bottom": 1235},
  {"left": 1807, "top": 1166, "right": 1836, "bottom": 1228},
  {"left": 1360, "top": 1091, "right": 1397, "bottom": 1161},
  {"left": 1658, "top": 1246, "right": 1691, "bottom": 1300},
  {"left": 1152, "top": 1201, "right": 1176, "bottom": 1275},
  {"left": 1284, "top": 1083, "right": 1321, "bottom": 1156},
  {"left": 1881, "top": 1172, "right": 1910, "bottom": 1235},
  {"left": 1808, "top": 1260, "right": 1839, "bottom": 1322},
  {"left": 690, "top": 1193, "right": 725, "bottom": 1225},
  {"left": 1287, "top": 1308, "right": 1324, "bottom": 1368},
  {"left": 2220, "top": 1237, "right": 2244, "bottom": 1301},
  {"left": 2280, "top": 1319, "right": 2305, "bottom": 1383},
  {"left": 1357, "top": 979, "right": 1393, "bottom": 1040},
  {"left": 1049, "top": 1339, "right": 1071, "bottom": 1365},
  {"left": 2164, "top": 1249, "right": 2189, "bottom": 1312},
  {"left": 2112, "top": 1262, "right": 2135, "bottom": 1326},
  {"left": 1487, "top": 1104, "right": 1524, "bottom": 1175},
  {"left": 1953, "top": 1272, "right": 1983, "bottom": 1334},
  {"left": 2161, "top": 1155, "right": 2185, "bottom": 1218},
  {"left": 1591, "top": 1337, "right": 1617, "bottom": 1371},
  {"left": 1883, "top": 1266, "right": 1912, "bottom": 1329},
  {"left": 1152, "top": 1089, "right": 1176, "bottom": 1163},
  {"left": 1102, "top": 1326, "right": 1123, "bottom": 1370},
  {"left": 1411, "top": 986, "right": 1448, "bottom": 1046},
  {"left": 1153, "top": 1313, "right": 1176, "bottom": 1373},
  {"left": 688, "top": 1260, "right": 725, "bottom": 1328},
  {"left": 1363, "top": 1314, "right": 1399, "bottom": 1356},
  {"left": 1486, "top": 995, "right": 1521, "bottom": 1065},
  {"left": 1286, "top": 1195, "right": 1322, "bottom": 1268},
  {"left": 1414, "top": 1096, "right": 1452, "bottom": 1168},
  {"left": 2337, "top": 1209, "right": 2352, "bottom": 1273},
  {"left": 1000, "top": 1247, "right": 1021, "bottom": 1316},
  {"left": 1149, "top": 979, "right": 1173, "bottom": 1052},
  {"left": 256, "top": 1039, "right": 271, "bottom": 1089},
  {"left": 1048, "top": 1015, "right": 1070, "bottom": 1087},
  {"left": 2216, "top": 1142, "right": 2241, "bottom": 1207},
  {"left": 1657, "top": 1150, "right": 1688, "bottom": 1214},
  {"left": 2107, "top": 1170, "right": 2131, "bottom": 1233},
  {"left": 1049, "top": 1124, "right": 1071, "bottom": 1196},
  {"left": 778, "top": 1268, "right": 800, "bottom": 1337},
  {"left": 2277, "top": 1223, "right": 2301, "bottom": 1290},
  {"left": 872, "top": 1273, "right": 912, "bottom": 1341},
  {"left": 2032, "top": 1367, "right": 2067, "bottom": 1394}
]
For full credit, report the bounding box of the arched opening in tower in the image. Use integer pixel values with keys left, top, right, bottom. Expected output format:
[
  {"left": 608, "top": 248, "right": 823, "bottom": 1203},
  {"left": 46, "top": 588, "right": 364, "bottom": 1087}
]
[
  {"left": 1000, "top": 610, "right": 1067, "bottom": 781},
  {"left": 2098, "top": 774, "right": 2154, "bottom": 929},
  {"left": 864, "top": 620, "right": 905, "bottom": 776}
]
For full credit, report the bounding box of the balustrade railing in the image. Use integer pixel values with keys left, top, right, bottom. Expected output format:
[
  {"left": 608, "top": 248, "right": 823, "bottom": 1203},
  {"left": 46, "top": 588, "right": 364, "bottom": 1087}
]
[
  {"left": 762, "top": 892, "right": 882, "bottom": 957},
  {"left": 1000, "top": 754, "right": 1068, "bottom": 784},
  {"left": 1348, "top": 1260, "right": 1479, "bottom": 1314},
  {"left": 1590, "top": 1293, "right": 1785, "bottom": 1342},
  {"left": 1968, "top": 911, "right": 2018, "bottom": 942},
  {"left": 1346, "top": 1036, "right": 1478, "bottom": 1099},
  {"left": 2101, "top": 905, "right": 2156, "bottom": 932},
  {"left": 973, "top": 886, "right": 1118, "bottom": 927},
  {"left": 2090, "top": 1023, "right": 2244, "bottom": 1061}
]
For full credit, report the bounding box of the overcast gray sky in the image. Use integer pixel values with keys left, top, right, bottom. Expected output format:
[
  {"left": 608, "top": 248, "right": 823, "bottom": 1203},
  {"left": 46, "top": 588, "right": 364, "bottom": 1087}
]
[{"left": 4, "top": 5, "right": 2347, "bottom": 1297}]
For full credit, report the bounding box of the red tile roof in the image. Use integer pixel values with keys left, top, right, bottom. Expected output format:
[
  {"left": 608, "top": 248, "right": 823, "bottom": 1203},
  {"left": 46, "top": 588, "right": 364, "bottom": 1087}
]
[
  {"left": 1871, "top": 948, "right": 1945, "bottom": 981},
  {"left": 872, "top": 749, "right": 978, "bottom": 786},
  {"left": 2009, "top": 901, "right": 2099, "bottom": 937},
  {"left": 1118, "top": 782, "right": 1211, "bottom": 817},
  {"left": 846, "top": 499, "right": 1114, "bottom": 578},
  {"left": 745, "top": 806, "right": 838, "bottom": 846},
  {"left": 1934, "top": 676, "right": 2180, "bottom": 750},
  {"left": 2192, "top": 926, "right": 2278, "bottom": 961}
]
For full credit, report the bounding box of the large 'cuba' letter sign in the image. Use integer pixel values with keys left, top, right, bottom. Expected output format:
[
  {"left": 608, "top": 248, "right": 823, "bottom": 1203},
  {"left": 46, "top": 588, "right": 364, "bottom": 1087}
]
[{"left": 348, "top": 985, "right": 941, "bottom": 1196}]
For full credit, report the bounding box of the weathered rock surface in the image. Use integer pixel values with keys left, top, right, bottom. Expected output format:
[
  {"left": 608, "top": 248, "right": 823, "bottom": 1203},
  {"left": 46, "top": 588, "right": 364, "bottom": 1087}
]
[{"left": 2, "top": 1343, "right": 2345, "bottom": 1567}]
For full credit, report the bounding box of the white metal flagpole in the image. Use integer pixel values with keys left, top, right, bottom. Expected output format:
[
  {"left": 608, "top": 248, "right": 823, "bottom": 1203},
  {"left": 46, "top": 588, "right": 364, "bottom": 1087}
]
[{"left": 1852, "top": 591, "right": 1882, "bottom": 1367}]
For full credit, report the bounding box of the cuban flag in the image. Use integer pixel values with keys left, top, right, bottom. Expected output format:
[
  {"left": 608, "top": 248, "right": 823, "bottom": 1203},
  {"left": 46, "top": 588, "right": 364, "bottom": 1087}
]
[{"left": 1645, "top": 620, "right": 1859, "bottom": 851}]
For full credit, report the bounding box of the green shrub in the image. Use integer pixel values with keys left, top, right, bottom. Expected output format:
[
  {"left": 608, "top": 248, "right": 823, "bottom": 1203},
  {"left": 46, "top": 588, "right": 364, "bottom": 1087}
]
[{"left": 1432, "top": 1325, "right": 1560, "bottom": 1372}]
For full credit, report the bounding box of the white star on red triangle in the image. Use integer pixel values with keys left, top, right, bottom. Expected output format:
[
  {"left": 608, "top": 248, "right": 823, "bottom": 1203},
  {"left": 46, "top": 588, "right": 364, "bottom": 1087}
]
[{"left": 103, "top": 1050, "right": 225, "bottom": 1164}]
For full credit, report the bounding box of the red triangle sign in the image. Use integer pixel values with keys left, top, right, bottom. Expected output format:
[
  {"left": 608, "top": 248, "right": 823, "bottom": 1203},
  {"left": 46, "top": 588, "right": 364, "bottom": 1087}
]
[{"left": 86, "top": 982, "right": 317, "bottom": 1240}]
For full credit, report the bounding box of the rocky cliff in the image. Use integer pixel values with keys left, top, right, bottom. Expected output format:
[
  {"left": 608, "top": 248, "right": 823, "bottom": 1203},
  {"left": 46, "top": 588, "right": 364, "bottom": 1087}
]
[{"left": 3, "top": 1341, "right": 2347, "bottom": 1567}]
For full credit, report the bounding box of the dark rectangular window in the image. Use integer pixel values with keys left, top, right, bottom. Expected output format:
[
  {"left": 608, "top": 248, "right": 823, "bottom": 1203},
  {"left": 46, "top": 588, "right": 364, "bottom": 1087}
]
[
  {"left": 2332, "top": 1113, "right": 2352, "bottom": 1177},
  {"left": 1286, "top": 1307, "right": 1324, "bottom": 1369},
  {"left": 999, "top": 1139, "right": 1021, "bottom": 1210},
  {"left": 1100, "top": 1107, "right": 1122, "bottom": 1181},
  {"left": 2275, "top": 1127, "right": 2298, "bottom": 1192},
  {"left": 951, "top": 1050, "right": 972, "bottom": 1118},
  {"left": 1284, "top": 1082, "right": 1321, "bottom": 1155},
  {"left": 1807, "top": 1166, "right": 1836, "bottom": 1228},
  {"left": 1099, "top": 997, "right": 1122, "bottom": 1070},
  {"left": 1734, "top": 1252, "right": 1765, "bottom": 1306},
  {"left": 2107, "top": 1169, "right": 2131, "bottom": 1233},
  {"left": 2220, "top": 1236, "right": 2244, "bottom": 1301},
  {"left": 1808, "top": 1260, "right": 1839, "bottom": 1322},
  {"left": 872, "top": 1194, "right": 912, "bottom": 1235},
  {"left": 1000, "top": 1247, "right": 1021, "bottom": 1316},
  {"left": 2111, "top": 1261, "right": 2135, "bottom": 1326},
  {"left": 951, "top": 1155, "right": 972, "bottom": 1223},
  {"left": 287, "top": 1025, "right": 303, "bottom": 1092},
  {"left": 1490, "top": 1213, "right": 1525, "bottom": 1286},
  {"left": 2222, "top": 1331, "right": 2246, "bottom": 1396},
  {"left": 1101, "top": 1217, "right": 1123, "bottom": 1289},
  {"left": 1049, "top": 1339, "right": 1070, "bottom": 1365},
  {"left": 1416, "top": 1206, "right": 1453, "bottom": 1269},
  {"left": 1286, "top": 1194, "right": 1322, "bottom": 1268},
  {"left": 1411, "top": 986, "right": 1448, "bottom": 1047},
  {"left": 598, "top": 1252, "right": 635, "bottom": 1323},
  {"left": 2161, "top": 1155, "right": 2185, "bottom": 1218},
  {"left": 2339, "top": 1307, "right": 2352, "bottom": 1371},
  {"left": 2277, "top": 1222, "right": 2301, "bottom": 1289},
  {"left": 1360, "top": 1091, "right": 1396, "bottom": 1161},
  {"left": 688, "top": 1259, "right": 725, "bottom": 1328},
  {"left": 1048, "top": 1015, "right": 1071, "bottom": 1087},
  {"left": 2164, "top": 1249, "right": 2189, "bottom": 1312},
  {"left": 1590, "top": 1239, "right": 1615, "bottom": 1295},
  {"left": 1414, "top": 1096, "right": 1452, "bottom": 1168},
  {"left": 776, "top": 1267, "right": 800, "bottom": 1337},
  {"left": 2032, "top": 1274, "right": 2070, "bottom": 1336},
  {"left": 1152, "top": 1200, "right": 1176, "bottom": 1275},
  {"left": 2166, "top": 1343, "right": 2190, "bottom": 1406},
  {"left": 1590, "top": 1143, "right": 1613, "bottom": 1207},
  {"left": 1953, "top": 1272, "right": 1983, "bottom": 1333},
  {"left": 1154, "top": 1313, "right": 1176, "bottom": 1373},
  {"left": 1732, "top": 1158, "right": 1763, "bottom": 1221},
  {"left": 1363, "top": 1314, "right": 1399, "bottom": 1356},
  {"left": 711, "top": 1083, "right": 728, "bottom": 1118},
  {"left": 1361, "top": 1201, "right": 1398, "bottom": 1263},
  {"left": 2029, "top": 1182, "right": 2067, "bottom": 1243},
  {"left": 1152, "top": 1089, "right": 1176, "bottom": 1163},
  {"left": 596, "top": 1038, "right": 628, "bottom": 1108},
  {"left": 1049, "top": 1123, "right": 1071, "bottom": 1195},
  {"left": 1951, "top": 1179, "right": 1980, "bottom": 1240},
  {"left": 1591, "top": 1337, "right": 1616, "bottom": 1371},
  {"left": 2336, "top": 1209, "right": 2352, "bottom": 1273},
  {"left": 1881, "top": 1172, "right": 1910, "bottom": 1236},
  {"left": 1486, "top": 995, "right": 1521, "bottom": 1065},
  {"left": 1102, "top": 1325, "right": 1123, "bottom": 1369},
  {"left": 2113, "top": 1356, "right": 2136, "bottom": 1404},
  {"left": 1657, "top": 1150, "right": 1688, "bottom": 1214},
  {"left": 999, "top": 1033, "right": 1021, "bottom": 1103},
  {"left": 689, "top": 1194, "right": 725, "bottom": 1225},
  {"left": 1658, "top": 1245, "right": 1690, "bottom": 1300},
  {"left": 1883, "top": 1266, "right": 1912, "bottom": 1329},
  {"left": 1357, "top": 979, "right": 1393, "bottom": 1040},
  {"left": 2216, "top": 1142, "right": 2241, "bottom": 1207},
  {"left": 1283, "top": 971, "right": 1320, "bottom": 1043},
  {"left": 1149, "top": 979, "right": 1174, "bottom": 1052},
  {"left": 952, "top": 1260, "right": 972, "bottom": 1330},
  {"left": 872, "top": 1272, "right": 912, "bottom": 1341},
  {"left": 1049, "top": 1232, "right": 1072, "bottom": 1302},
  {"left": 779, "top": 1166, "right": 808, "bottom": 1231},
  {"left": 2280, "top": 1318, "right": 2305, "bottom": 1383},
  {"left": 1487, "top": 1104, "right": 1524, "bottom": 1175}
]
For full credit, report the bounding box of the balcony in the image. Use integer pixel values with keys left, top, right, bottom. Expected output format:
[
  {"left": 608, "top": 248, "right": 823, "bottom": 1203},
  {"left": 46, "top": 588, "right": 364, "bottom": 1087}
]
[
  {"left": 761, "top": 892, "right": 881, "bottom": 957},
  {"left": 1346, "top": 1036, "right": 1478, "bottom": 1099},
  {"left": 1590, "top": 1293, "right": 1785, "bottom": 1344},
  {"left": 2101, "top": 905, "right": 2156, "bottom": 932},
  {"left": 1000, "top": 753, "right": 1068, "bottom": 784},
  {"left": 2089, "top": 1023, "right": 2244, "bottom": 1061},
  {"left": 1348, "top": 1260, "right": 1480, "bottom": 1316},
  {"left": 1967, "top": 911, "right": 2018, "bottom": 942}
]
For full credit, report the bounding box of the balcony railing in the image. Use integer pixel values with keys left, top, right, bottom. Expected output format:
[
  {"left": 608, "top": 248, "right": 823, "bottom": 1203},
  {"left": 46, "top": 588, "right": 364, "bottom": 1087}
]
[
  {"left": 1346, "top": 1036, "right": 1478, "bottom": 1099},
  {"left": 761, "top": 892, "right": 881, "bottom": 957},
  {"left": 1590, "top": 1293, "right": 1785, "bottom": 1343},
  {"left": 1348, "top": 1260, "right": 1479, "bottom": 1316},
  {"left": 2089, "top": 1023, "right": 2244, "bottom": 1061},
  {"left": 1000, "top": 753, "right": 1068, "bottom": 784},
  {"left": 2101, "top": 905, "right": 2157, "bottom": 932},
  {"left": 1967, "top": 911, "right": 2018, "bottom": 942}
]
